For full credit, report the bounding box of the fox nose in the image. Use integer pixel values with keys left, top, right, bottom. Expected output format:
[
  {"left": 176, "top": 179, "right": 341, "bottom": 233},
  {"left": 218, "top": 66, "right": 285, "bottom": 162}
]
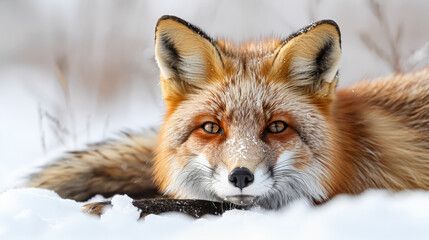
[{"left": 228, "top": 167, "right": 254, "bottom": 190}]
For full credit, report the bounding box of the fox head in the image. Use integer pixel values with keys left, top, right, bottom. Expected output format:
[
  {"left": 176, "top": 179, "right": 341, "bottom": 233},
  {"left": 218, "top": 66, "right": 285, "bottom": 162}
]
[{"left": 153, "top": 15, "right": 341, "bottom": 209}]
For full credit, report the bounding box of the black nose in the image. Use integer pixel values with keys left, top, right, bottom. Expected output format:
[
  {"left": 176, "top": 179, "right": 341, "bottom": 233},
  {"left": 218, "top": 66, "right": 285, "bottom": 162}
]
[{"left": 228, "top": 167, "right": 254, "bottom": 190}]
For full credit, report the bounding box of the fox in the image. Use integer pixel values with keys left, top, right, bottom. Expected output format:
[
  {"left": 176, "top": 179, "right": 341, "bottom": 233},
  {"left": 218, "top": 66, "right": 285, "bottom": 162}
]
[{"left": 26, "top": 15, "right": 429, "bottom": 210}]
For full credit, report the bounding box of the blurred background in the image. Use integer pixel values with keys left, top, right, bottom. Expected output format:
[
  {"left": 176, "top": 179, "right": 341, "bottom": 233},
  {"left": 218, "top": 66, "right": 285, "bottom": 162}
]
[{"left": 0, "top": 0, "right": 428, "bottom": 190}]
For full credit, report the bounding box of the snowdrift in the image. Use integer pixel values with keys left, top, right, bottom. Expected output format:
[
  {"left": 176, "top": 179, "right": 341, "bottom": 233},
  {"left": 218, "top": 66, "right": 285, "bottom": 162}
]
[{"left": 1, "top": 188, "right": 429, "bottom": 239}]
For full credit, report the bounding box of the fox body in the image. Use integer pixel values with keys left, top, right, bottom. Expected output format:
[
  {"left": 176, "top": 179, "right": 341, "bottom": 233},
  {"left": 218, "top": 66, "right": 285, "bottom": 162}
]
[{"left": 28, "top": 16, "right": 429, "bottom": 209}]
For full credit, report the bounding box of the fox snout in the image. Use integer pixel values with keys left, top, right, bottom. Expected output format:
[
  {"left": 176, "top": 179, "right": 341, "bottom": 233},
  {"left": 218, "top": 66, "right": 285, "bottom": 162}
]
[{"left": 228, "top": 167, "right": 254, "bottom": 190}]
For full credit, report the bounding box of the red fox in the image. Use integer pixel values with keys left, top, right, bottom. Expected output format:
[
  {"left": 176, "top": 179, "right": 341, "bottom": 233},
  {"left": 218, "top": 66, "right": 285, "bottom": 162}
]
[{"left": 27, "top": 15, "right": 429, "bottom": 210}]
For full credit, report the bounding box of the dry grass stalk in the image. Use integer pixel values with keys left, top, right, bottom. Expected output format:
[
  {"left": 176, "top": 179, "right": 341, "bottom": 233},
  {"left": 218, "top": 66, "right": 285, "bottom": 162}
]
[{"left": 360, "top": 0, "right": 404, "bottom": 73}]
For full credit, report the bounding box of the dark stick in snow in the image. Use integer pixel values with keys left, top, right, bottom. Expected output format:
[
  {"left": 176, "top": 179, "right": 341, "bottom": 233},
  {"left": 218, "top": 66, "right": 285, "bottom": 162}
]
[{"left": 83, "top": 199, "right": 249, "bottom": 218}]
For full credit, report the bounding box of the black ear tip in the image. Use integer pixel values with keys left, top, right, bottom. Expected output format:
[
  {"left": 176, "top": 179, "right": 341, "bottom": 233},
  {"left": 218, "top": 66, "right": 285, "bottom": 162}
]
[
  {"left": 155, "top": 15, "right": 182, "bottom": 33},
  {"left": 282, "top": 19, "right": 341, "bottom": 47},
  {"left": 315, "top": 19, "right": 339, "bottom": 28},
  {"left": 154, "top": 15, "right": 214, "bottom": 44},
  {"left": 158, "top": 15, "right": 179, "bottom": 21},
  {"left": 155, "top": 15, "right": 184, "bottom": 42},
  {"left": 313, "top": 19, "right": 341, "bottom": 37},
  {"left": 305, "top": 19, "right": 341, "bottom": 48},
  {"left": 157, "top": 15, "right": 184, "bottom": 26}
]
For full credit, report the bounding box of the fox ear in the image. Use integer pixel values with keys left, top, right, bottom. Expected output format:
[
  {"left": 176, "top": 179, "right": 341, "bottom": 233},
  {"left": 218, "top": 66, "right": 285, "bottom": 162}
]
[
  {"left": 271, "top": 20, "right": 341, "bottom": 99},
  {"left": 155, "top": 15, "right": 223, "bottom": 105}
]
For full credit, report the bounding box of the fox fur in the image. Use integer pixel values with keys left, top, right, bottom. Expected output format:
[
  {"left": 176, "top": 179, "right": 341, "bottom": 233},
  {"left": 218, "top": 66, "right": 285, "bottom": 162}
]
[{"left": 27, "top": 15, "right": 429, "bottom": 209}]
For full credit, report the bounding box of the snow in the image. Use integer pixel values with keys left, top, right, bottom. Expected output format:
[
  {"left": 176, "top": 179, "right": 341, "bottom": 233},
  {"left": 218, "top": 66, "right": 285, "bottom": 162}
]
[
  {"left": 1, "top": 188, "right": 429, "bottom": 239},
  {"left": 1, "top": 0, "right": 429, "bottom": 239}
]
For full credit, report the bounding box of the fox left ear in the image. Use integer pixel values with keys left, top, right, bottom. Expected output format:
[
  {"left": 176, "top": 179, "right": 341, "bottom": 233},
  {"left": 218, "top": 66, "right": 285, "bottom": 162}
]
[
  {"left": 271, "top": 20, "right": 341, "bottom": 99},
  {"left": 155, "top": 15, "right": 224, "bottom": 110}
]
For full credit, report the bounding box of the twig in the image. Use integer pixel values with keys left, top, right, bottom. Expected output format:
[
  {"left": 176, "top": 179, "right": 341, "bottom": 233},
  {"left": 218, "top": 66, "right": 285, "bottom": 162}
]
[
  {"left": 43, "top": 110, "right": 69, "bottom": 145},
  {"left": 102, "top": 115, "right": 110, "bottom": 139},
  {"left": 361, "top": 0, "right": 404, "bottom": 72},
  {"left": 38, "top": 104, "right": 47, "bottom": 155},
  {"left": 86, "top": 115, "right": 91, "bottom": 142},
  {"left": 83, "top": 199, "right": 249, "bottom": 219},
  {"left": 56, "top": 60, "right": 77, "bottom": 146}
]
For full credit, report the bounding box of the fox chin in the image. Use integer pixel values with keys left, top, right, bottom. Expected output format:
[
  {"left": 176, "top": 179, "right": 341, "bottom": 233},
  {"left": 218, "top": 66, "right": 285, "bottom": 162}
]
[{"left": 27, "top": 15, "right": 429, "bottom": 210}]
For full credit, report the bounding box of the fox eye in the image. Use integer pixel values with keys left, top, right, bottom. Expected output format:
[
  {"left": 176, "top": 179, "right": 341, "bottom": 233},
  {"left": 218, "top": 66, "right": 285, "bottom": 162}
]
[
  {"left": 266, "top": 121, "right": 287, "bottom": 133},
  {"left": 202, "top": 122, "right": 221, "bottom": 134}
]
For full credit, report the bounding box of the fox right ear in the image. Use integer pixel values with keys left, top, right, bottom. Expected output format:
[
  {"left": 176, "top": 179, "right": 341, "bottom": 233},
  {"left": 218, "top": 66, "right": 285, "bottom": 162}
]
[
  {"left": 155, "top": 15, "right": 224, "bottom": 108},
  {"left": 271, "top": 20, "right": 341, "bottom": 100}
]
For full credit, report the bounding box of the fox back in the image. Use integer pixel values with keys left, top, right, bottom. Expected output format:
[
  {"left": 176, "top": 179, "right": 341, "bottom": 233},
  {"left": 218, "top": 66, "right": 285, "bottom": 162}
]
[{"left": 28, "top": 16, "right": 429, "bottom": 210}]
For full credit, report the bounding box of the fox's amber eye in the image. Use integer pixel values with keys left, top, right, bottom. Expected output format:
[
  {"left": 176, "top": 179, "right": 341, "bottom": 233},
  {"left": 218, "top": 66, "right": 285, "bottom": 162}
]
[
  {"left": 267, "top": 121, "right": 287, "bottom": 133},
  {"left": 202, "top": 122, "right": 221, "bottom": 134}
]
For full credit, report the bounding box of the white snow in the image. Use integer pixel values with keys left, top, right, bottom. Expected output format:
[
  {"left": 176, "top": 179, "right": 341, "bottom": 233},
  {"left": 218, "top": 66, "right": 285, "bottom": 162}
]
[
  {"left": 1, "top": 0, "right": 429, "bottom": 239},
  {"left": 1, "top": 188, "right": 429, "bottom": 239}
]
